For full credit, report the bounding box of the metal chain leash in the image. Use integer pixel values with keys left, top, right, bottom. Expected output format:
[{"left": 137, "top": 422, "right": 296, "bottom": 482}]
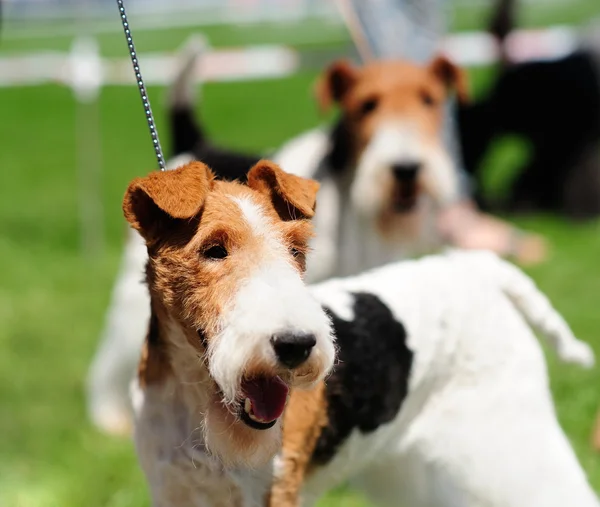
[{"left": 116, "top": 0, "right": 166, "bottom": 171}]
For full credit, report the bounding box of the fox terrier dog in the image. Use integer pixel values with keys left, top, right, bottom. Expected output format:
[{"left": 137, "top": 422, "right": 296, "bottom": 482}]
[
  {"left": 124, "top": 161, "right": 596, "bottom": 507},
  {"left": 123, "top": 160, "right": 335, "bottom": 499}
]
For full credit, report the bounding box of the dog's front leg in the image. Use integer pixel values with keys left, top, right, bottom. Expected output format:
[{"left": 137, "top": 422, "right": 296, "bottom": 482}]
[
  {"left": 145, "top": 452, "right": 246, "bottom": 507},
  {"left": 268, "top": 384, "right": 327, "bottom": 507}
]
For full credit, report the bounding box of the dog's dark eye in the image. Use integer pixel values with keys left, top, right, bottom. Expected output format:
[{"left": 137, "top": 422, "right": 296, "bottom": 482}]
[
  {"left": 203, "top": 245, "right": 228, "bottom": 260},
  {"left": 290, "top": 246, "right": 307, "bottom": 263},
  {"left": 359, "top": 97, "right": 378, "bottom": 116},
  {"left": 420, "top": 90, "right": 436, "bottom": 107},
  {"left": 290, "top": 246, "right": 307, "bottom": 271}
]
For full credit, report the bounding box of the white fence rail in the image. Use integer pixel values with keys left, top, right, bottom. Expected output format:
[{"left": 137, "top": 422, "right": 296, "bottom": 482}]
[
  {"left": 0, "top": 26, "right": 580, "bottom": 89},
  {"left": 0, "top": 44, "right": 300, "bottom": 88}
]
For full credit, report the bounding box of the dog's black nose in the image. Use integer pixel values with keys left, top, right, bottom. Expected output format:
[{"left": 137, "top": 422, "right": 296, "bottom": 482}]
[
  {"left": 392, "top": 162, "right": 420, "bottom": 181},
  {"left": 271, "top": 332, "right": 316, "bottom": 369}
]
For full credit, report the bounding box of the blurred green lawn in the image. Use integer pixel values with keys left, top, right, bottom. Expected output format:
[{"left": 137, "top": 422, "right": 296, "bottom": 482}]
[{"left": 1, "top": 5, "right": 600, "bottom": 507}]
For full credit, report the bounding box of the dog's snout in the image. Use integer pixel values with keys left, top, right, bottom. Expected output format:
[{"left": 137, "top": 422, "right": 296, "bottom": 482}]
[
  {"left": 271, "top": 332, "right": 317, "bottom": 369},
  {"left": 392, "top": 162, "right": 421, "bottom": 181}
]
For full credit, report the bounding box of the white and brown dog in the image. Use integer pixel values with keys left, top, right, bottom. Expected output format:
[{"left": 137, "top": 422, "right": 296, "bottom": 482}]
[
  {"left": 87, "top": 50, "right": 473, "bottom": 434},
  {"left": 125, "top": 161, "right": 596, "bottom": 507},
  {"left": 275, "top": 55, "right": 467, "bottom": 280},
  {"left": 124, "top": 160, "right": 335, "bottom": 491}
]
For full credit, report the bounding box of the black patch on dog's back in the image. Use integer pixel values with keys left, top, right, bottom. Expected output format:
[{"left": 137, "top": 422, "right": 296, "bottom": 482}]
[
  {"left": 192, "top": 144, "right": 260, "bottom": 183},
  {"left": 169, "top": 102, "right": 261, "bottom": 183},
  {"left": 312, "top": 292, "right": 413, "bottom": 465}
]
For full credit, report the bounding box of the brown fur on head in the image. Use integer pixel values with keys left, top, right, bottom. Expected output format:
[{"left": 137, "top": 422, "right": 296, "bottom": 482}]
[
  {"left": 123, "top": 160, "right": 335, "bottom": 468},
  {"left": 314, "top": 55, "right": 468, "bottom": 245},
  {"left": 315, "top": 55, "right": 468, "bottom": 152}
]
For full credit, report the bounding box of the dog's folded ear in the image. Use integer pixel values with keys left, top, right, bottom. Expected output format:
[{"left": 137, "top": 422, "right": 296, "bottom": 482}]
[
  {"left": 123, "top": 161, "right": 214, "bottom": 243},
  {"left": 247, "top": 160, "right": 320, "bottom": 221},
  {"left": 315, "top": 60, "right": 358, "bottom": 113},
  {"left": 429, "top": 55, "right": 469, "bottom": 103}
]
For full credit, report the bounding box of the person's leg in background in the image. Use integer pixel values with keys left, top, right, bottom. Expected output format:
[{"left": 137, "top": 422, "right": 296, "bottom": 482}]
[{"left": 338, "top": 0, "right": 547, "bottom": 264}]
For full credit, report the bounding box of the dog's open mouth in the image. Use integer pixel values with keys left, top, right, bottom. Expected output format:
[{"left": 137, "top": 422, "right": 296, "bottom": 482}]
[
  {"left": 239, "top": 375, "right": 289, "bottom": 430},
  {"left": 392, "top": 179, "right": 418, "bottom": 212}
]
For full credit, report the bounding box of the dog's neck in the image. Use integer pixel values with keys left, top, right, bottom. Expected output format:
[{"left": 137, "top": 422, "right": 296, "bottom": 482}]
[
  {"left": 136, "top": 298, "right": 275, "bottom": 505},
  {"left": 326, "top": 161, "right": 427, "bottom": 277},
  {"left": 140, "top": 298, "right": 212, "bottom": 414}
]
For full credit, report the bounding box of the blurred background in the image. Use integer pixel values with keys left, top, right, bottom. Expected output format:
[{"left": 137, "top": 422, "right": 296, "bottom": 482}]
[{"left": 1, "top": 0, "right": 600, "bottom": 506}]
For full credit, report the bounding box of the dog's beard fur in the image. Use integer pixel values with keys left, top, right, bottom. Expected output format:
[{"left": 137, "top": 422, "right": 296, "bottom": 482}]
[
  {"left": 350, "top": 123, "right": 459, "bottom": 224},
  {"left": 143, "top": 190, "right": 335, "bottom": 470},
  {"left": 201, "top": 259, "right": 334, "bottom": 468}
]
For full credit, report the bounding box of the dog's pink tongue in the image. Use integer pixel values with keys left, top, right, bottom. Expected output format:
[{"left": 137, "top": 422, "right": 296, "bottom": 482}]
[{"left": 243, "top": 376, "right": 289, "bottom": 422}]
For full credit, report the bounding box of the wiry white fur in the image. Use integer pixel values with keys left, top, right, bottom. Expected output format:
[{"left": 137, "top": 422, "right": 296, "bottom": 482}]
[
  {"left": 301, "top": 251, "right": 597, "bottom": 507},
  {"left": 134, "top": 250, "right": 597, "bottom": 507},
  {"left": 133, "top": 376, "right": 273, "bottom": 507},
  {"left": 351, "top": 122, "right": 458, "bottom": 219},
  {"left": 208, "top": 198, "right": 334, "bottom": 405},
  {"left": 445, "top": 250, "right": 594, "bottom": 367}
]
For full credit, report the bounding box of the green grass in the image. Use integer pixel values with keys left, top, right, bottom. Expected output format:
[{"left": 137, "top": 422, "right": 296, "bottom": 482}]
[{"left": 2, "top": 7, "right": 600, "bottom": 505}]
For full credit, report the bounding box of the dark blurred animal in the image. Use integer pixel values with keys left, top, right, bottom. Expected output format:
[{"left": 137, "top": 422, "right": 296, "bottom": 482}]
[
  {"left": 458, "top": 0, "right": 600, "bottom": 219},
  {"left": 168, "top": 40, "right": 260, "bottom": 181}
]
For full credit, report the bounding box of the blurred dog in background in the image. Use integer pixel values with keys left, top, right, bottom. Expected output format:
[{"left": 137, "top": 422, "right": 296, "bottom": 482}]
[
  {"left": 458, "top": 0, "right": 600, "bottom": 219},
  {"left": 274, "top": 55, "right": 466, "bottom": 278},
  {"left": 168, "top": 39, "right": 469, "bottom": 278}
]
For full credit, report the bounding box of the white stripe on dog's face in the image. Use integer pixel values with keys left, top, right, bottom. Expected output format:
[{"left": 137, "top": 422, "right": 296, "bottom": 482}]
[
  {"left": 209, "top": 196, "right": 335, "bottom": 405},
  {"left": 232, "top": 196, "right": 286, "bottom": 254}
]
